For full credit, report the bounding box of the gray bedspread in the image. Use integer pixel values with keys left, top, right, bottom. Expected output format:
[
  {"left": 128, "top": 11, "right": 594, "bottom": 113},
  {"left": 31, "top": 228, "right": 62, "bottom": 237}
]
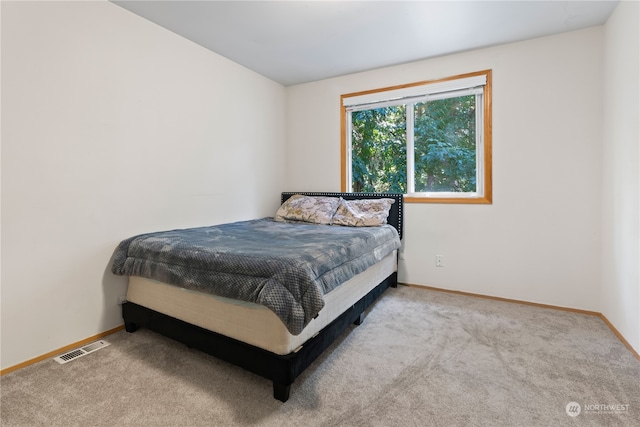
[{"left": 111, "top": 218, "right": 401, "bottom": 335}]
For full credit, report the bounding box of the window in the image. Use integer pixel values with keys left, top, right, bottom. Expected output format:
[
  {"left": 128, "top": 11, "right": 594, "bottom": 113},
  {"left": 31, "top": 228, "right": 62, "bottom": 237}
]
[{"left": 341, "top": 70, "right": 492, "bottom": 204}]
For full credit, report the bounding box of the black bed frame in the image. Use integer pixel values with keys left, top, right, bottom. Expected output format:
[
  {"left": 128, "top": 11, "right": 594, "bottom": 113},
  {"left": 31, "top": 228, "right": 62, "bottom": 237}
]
[{"left": 122, "top": 192, "right": 403, "bottom": 402}]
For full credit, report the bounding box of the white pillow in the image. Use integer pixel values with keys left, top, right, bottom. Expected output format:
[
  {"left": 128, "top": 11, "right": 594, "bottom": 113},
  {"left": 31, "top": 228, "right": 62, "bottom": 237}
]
[
  {"left": 331, "top": 198, "right": 395, "bottom": 227},
  {"left": 274, "top": 194, "right": 340, "bottom": 225}
]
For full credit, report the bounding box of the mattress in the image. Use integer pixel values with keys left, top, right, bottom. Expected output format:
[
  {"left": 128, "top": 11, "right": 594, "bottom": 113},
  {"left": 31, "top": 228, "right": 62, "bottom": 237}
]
[{"left": 126, "top": 250, "right": 397, "bottom": 355}]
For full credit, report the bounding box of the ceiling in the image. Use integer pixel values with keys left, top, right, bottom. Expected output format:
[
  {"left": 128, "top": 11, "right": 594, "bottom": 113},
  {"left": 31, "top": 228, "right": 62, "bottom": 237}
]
[{"left": 112, "top": 1, "right": 619, "bottom": 86}]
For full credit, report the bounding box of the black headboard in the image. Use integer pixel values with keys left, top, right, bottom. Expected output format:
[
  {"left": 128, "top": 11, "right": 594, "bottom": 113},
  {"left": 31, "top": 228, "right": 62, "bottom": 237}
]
[{"left": 281, "top": 192, "right": 404, "bottom": 240}]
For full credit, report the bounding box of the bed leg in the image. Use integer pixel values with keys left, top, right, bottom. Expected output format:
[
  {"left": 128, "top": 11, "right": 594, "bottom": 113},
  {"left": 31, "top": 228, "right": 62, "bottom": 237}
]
[
  {"left": 353, "top": 312, "right": 365, "bottom": 325},
  {"left": 273, "top": 382, "right": 291, "bottom": 403},
  {"left": 124, "top": 322, "right": 137, "bottom": 333}
]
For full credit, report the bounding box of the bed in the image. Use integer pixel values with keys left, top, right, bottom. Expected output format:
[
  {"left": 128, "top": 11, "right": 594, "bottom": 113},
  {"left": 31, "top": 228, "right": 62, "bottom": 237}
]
[{"left": 112, "top": 192, "right": 404, "bottom": 402}]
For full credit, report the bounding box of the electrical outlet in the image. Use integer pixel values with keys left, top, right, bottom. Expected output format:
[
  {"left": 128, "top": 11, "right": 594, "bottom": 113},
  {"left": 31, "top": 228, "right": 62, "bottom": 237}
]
[{"left": 435, "top": 255, "right": 444, "bottom": 267}]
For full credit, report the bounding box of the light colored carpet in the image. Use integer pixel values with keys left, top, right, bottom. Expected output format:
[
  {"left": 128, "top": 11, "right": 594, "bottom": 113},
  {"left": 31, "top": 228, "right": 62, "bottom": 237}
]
[{"left": 1, "top": 285, "right": 639, "bottom": 426}]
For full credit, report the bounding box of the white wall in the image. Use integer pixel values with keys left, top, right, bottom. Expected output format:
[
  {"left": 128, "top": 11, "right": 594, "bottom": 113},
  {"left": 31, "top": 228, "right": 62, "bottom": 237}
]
[
  {"left": 602, "top": 0, "right": 640, "bottom": 353},
  {"left": 1, "top": 1, "right": 286, "bottom": 370},
  {"left": 287, "top": 28, "right": 604, "bottom": 312}
]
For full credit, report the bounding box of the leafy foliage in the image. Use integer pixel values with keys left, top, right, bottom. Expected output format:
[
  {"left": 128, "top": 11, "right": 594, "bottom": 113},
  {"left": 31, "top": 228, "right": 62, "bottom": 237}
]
[
  {"left": 414, "top": 95, "right": 476, "bottom": 192},
  {"left": 351, "top": 95, "right": 477, "bottom": 194},
  {"left": 351, "top": 106, "right": 407, "bottom": 193}
]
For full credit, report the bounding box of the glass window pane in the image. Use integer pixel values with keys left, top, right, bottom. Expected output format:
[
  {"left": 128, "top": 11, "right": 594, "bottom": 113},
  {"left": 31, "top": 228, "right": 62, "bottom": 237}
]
[
  {"left": 413, "top": 95, "right": 476, "bottom": 193},
  {"left": 351, "top": 106, "right": 407, "bottom": 193}
]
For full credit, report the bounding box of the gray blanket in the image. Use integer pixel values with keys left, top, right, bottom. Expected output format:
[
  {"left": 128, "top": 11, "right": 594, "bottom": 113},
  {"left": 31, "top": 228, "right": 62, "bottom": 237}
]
[{"left": 111, "top": 218, "right": 401, "bottom": 335}]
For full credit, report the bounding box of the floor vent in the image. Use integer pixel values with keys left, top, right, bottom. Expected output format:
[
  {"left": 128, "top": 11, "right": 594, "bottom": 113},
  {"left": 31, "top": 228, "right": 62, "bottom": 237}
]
[{"left": 53, "top": 340, "right": 110, "bottom": 364}]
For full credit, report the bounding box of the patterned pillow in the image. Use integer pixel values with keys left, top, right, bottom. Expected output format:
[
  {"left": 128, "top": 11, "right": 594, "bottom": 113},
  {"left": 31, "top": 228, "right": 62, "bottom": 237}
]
[
  {"left": 274, "top": 194, "right": 340, "bottom": 225},
  {"left": 332, "top": 198, "right": 395, "bottom": 227}
]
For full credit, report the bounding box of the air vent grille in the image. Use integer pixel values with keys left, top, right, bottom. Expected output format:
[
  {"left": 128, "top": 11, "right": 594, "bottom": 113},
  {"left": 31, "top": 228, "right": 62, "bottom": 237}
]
[{"left": 53, "top": 340, "right": 110, "bottom": 364}]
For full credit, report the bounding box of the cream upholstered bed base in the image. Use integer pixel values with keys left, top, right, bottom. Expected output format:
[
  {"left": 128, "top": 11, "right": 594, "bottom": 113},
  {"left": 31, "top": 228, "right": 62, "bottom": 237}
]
[{"left": 126, "top": 250, "right": 397, "bottom": 355}]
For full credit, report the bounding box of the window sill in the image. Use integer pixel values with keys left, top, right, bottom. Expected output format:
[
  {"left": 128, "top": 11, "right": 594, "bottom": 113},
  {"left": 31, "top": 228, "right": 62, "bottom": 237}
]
[{"left": 404, "top": 195, "right": 492, "bottom": 204}]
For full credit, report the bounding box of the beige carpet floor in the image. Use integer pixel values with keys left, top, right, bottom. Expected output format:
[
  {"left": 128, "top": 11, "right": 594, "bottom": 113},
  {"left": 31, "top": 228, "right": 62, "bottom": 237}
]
[{"left": 1, "top": 285, "right": 639, "bottom": 426}]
